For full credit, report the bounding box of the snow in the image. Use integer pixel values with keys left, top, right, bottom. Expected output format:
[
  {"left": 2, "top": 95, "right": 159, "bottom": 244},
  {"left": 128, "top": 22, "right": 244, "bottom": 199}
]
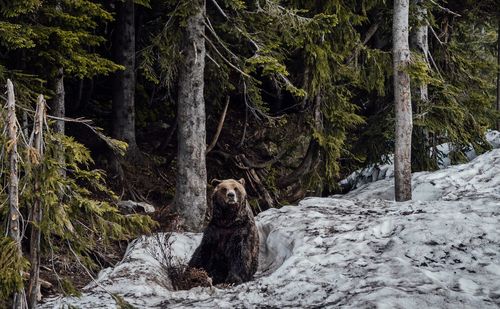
[
  {"left": 341, "top": 130, "right": 500, "bottom": 189},
  {"left": 42, "top": 148, "right": 500, "bottom": 308}
]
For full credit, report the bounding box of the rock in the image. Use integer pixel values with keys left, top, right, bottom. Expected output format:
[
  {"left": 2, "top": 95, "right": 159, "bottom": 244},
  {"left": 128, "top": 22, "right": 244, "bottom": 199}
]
[{"left": 117, "top": 200, "right": 156, "bottom": 214}]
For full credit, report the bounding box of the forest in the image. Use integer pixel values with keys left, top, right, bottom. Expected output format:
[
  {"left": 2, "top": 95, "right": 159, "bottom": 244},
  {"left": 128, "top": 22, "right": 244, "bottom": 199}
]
[{"left": 0, "top": 0, "right": 499, "bottom": 308}]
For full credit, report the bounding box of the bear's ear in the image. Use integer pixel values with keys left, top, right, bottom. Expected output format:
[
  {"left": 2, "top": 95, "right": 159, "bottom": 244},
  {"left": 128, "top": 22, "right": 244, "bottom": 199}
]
[
  {"left": 238, "top": 178, "right": 246, "bottom": 186},
  {"left": 211, "top": 179, "right": 222, "bottom": 186}
]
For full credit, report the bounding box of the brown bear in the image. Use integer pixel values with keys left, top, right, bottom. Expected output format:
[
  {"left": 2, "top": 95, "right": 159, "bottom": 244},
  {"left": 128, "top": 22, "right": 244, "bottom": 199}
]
[{"left": 188, "top": 178, "right": 259, "bottom": 285}]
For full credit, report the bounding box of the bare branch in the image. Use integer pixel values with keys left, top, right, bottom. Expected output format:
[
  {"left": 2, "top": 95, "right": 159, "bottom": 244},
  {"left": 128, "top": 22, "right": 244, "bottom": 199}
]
[
  {"left": 429, "top": 0, "right": 461, "bottom": 17},
  {"left": 208, "top": 0, "right": 229, "bottom": 20},
  {"left": 206, "top": 96, "right": 230, "bottom": 154},
  {"left": 345, "top": 23, "right": 380, "bottom": 65},
  {"left": 203, "top": 33, "right": 251, "bottom": 78}
]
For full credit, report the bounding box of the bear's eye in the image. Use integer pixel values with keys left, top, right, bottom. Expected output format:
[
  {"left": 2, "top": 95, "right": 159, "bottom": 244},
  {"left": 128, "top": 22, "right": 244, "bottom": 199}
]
[
  {"left": 220, "top": 187, "right": 227, "bottom": 193},
  {"left": 234, "top": 188, "right": 239, "bottom": 192}
]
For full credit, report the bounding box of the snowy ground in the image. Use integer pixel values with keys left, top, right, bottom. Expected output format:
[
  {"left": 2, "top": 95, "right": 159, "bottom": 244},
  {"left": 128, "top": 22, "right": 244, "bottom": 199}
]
[
  {"left": 42, "top": 148, "right": 500, "bottom": 308},
  {"left": 340, "top": 130, "right": 500, "bottom": 190}
]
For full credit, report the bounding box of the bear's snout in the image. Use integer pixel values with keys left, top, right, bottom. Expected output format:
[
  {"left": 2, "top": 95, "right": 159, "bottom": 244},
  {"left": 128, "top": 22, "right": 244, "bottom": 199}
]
[{"left": 227, "top": 190, "right": 237, "bottom": 204}]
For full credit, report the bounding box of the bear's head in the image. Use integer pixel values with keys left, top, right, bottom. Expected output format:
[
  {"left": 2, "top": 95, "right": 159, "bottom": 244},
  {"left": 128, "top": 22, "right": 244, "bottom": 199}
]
[{"left": 211, "top": 178, "right": 247, "bottom": 225}]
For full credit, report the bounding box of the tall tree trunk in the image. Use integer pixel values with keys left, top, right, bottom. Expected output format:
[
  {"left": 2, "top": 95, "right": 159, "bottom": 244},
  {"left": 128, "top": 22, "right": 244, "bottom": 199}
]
[
  {"left": 174, "top": 0, "right": 207, "bottom": 232},
  {"left": 53, "top": 68, "right": 65, "bottom": 134},
  {"left": 51, "top": 69, "right": 75, "bottom": 234},
  {"left": 393, "top": 0, "right": 413, "bottom": 201},
  {"left": 7, "top": 79, "right": 21, "bottom": 260},
  {"left": 414, "top": 0, "right": 429, "bottom": 102},
  {"left": 28, "top": 95, "right": 45, "bottom": 309},
  {"left": 6, "top": 79, "right": 27, "bottom": 309},
  {"left": 52, "top": 68, "right": 67, "bottom": 179},
  {"left": 496, "top": 17, "right": 500, "bottom": 131},
  {"left": 411, "top": 0, "right": 432, "bottom": 170},
  {"left": 112, "top": 0, "right": 138, "bottom": 153}
]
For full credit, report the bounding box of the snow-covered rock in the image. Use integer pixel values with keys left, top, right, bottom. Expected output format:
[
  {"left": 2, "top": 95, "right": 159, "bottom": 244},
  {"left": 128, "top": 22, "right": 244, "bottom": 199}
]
[
  {"left": 42, "top": 149, "right": 500, "bottom": 308},
  {"left": 117, "top": 200, "right": 156, "bottom": 213}
]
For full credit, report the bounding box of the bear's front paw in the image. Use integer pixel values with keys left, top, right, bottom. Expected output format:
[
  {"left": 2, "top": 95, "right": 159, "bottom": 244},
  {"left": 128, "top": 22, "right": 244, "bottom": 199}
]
[{"left": 225, "top": 273, "right": 243, "bottom": 285}]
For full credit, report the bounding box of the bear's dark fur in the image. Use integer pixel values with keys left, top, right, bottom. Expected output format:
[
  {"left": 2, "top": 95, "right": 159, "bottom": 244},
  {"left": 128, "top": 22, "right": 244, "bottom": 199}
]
[{"left": 188, "top": 178, "right": 259, "bottom": 285}]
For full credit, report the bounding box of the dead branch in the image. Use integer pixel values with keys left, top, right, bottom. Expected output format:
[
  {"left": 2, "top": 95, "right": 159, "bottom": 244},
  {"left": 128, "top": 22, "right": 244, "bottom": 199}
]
[
  {"left": 5, "top": 79, "right": 28, "bottom": 309},
  {"left": 429, "top": 24, "right": 445, "bottom": 45},
  {"left": 278, "top": 95, "right": 322, "bottom": 188},
  {"left": 206, "top": 96, "right": 230, "bottom": 154},
  {"left": 429, "top": 0, "right": 461, "bottom": 17},
  {"left": 234, "top": 148, "right": 287, "bottom": 170},
  {"left": 238, "top": 104, "right": 248, "bottom": 148},
  {"left": 28, "top": 94, "right": 46, "bottom": 309},
  {"left": 345, "top": 23, "right": 380, "bottom": 65},
  {"left": 6, "top": 79, "right": 21, "bottom": 246},
  {"left": 202, "top": 33, "right": 251, "bottom": 78},
  {"left": 235, "top": 154, "right": 275, "bottom": 209}
]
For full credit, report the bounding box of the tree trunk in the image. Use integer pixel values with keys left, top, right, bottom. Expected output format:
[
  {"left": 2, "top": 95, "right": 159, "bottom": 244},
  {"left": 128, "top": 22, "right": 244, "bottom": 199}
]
[
  {"left": 393, "top": 0, "right": 413, "bottom": 201},
  {"left": 496, "top": 17, "right": 500, "bottom": 131},
  {"left": 6, "top": 79, "right": 27, "bottom": 309},
  {"left": 28, "top": 95, "right": 45, "bottom": 309},
  {"left": 174, "top": 0, "right": 207, "bottom": 232},
  {"left": 52, "top": 68, "right": 67, "bottom": 180},
  {"left": 414, "top": 0, "right": 429, "bottom": 102},
  {"left": 411, "top": 0, "right": 433, "bottom": 171},
  {"left": 53, "top": 68, "right": 65, "bottom": 134},
  {"left": 112, "top": 0, "right": 138, "bottom": 153},
  {"left": 7, "top": 79, "right": 21, "bottom": 249}
]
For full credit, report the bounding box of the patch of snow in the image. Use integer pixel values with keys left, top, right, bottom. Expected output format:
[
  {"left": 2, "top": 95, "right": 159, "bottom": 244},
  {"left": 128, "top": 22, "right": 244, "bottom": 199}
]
[
  {"left": 343, "top": 149, "right": 500, "bottom": 202},
  {"left": 42, "top": 148, "right": 500, "bottom": 308},
  {"left": 341, "top": 130, "right": 500, "bottom": 189}
]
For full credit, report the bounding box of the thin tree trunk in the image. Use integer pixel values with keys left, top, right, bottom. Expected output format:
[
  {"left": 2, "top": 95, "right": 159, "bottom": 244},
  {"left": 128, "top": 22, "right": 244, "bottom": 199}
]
[
  {"left": 412, "top": 0, "right": 432, "bottom": 170},
  {"left": 496, "top": 17, "right": 500, "bottom": 131},
  {"left": 52, "top": 68, "right": 67, "bottom": 179},
  {"left": 53, "top": 69, "right": 65, "bottom": 134},
  {"left": 6, "top": 79, "right": 27, "bottom": 309},
  {"left": 28, "top": 95, "right": 46, "bottom": 309},
  {"left": 7, "top": 79, "right": 21, "bottom": 252},
  {"left": 112, "top": 0, "right": 138, "bottom": 153},
  {"left": 174, "top": 0, "right": 207, "bottom": 232},
  {"left": 414, "top": 0, "right": 429, "bottom": 102},
  {"left": 393, "top": 0, "right": 413, "bottom": 201}
]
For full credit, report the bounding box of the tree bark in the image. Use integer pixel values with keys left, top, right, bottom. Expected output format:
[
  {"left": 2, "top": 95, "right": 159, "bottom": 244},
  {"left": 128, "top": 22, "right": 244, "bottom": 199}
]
[
  {"left": 496, "top": 17, "right": 500, "bottom": 131},
  {"left": 7, "top": 80, "right": 21, "bottom": 249},
  {"left": 414, "top": 0, "right": 429, "bottom": 102},
  {"left": 112, "top": 0, "right": 138, "bottom": 153},
  {"left": 52, "top": 68, "right": 67, "bottom": 181},
  {"left": 174, "top": 0, "right": 207, "bottom": 232},
  {"left": 393, "top": 0, "right": 413, "bottom": 201},
  {"left": 53, "top": 68, "right": 65, "bottom": 134},
  {"left": 6, "top": 79, "right": 27, "bottom": 309},
  {"left": 28, "top": 95, "right": 45, "bottom": 309}
]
